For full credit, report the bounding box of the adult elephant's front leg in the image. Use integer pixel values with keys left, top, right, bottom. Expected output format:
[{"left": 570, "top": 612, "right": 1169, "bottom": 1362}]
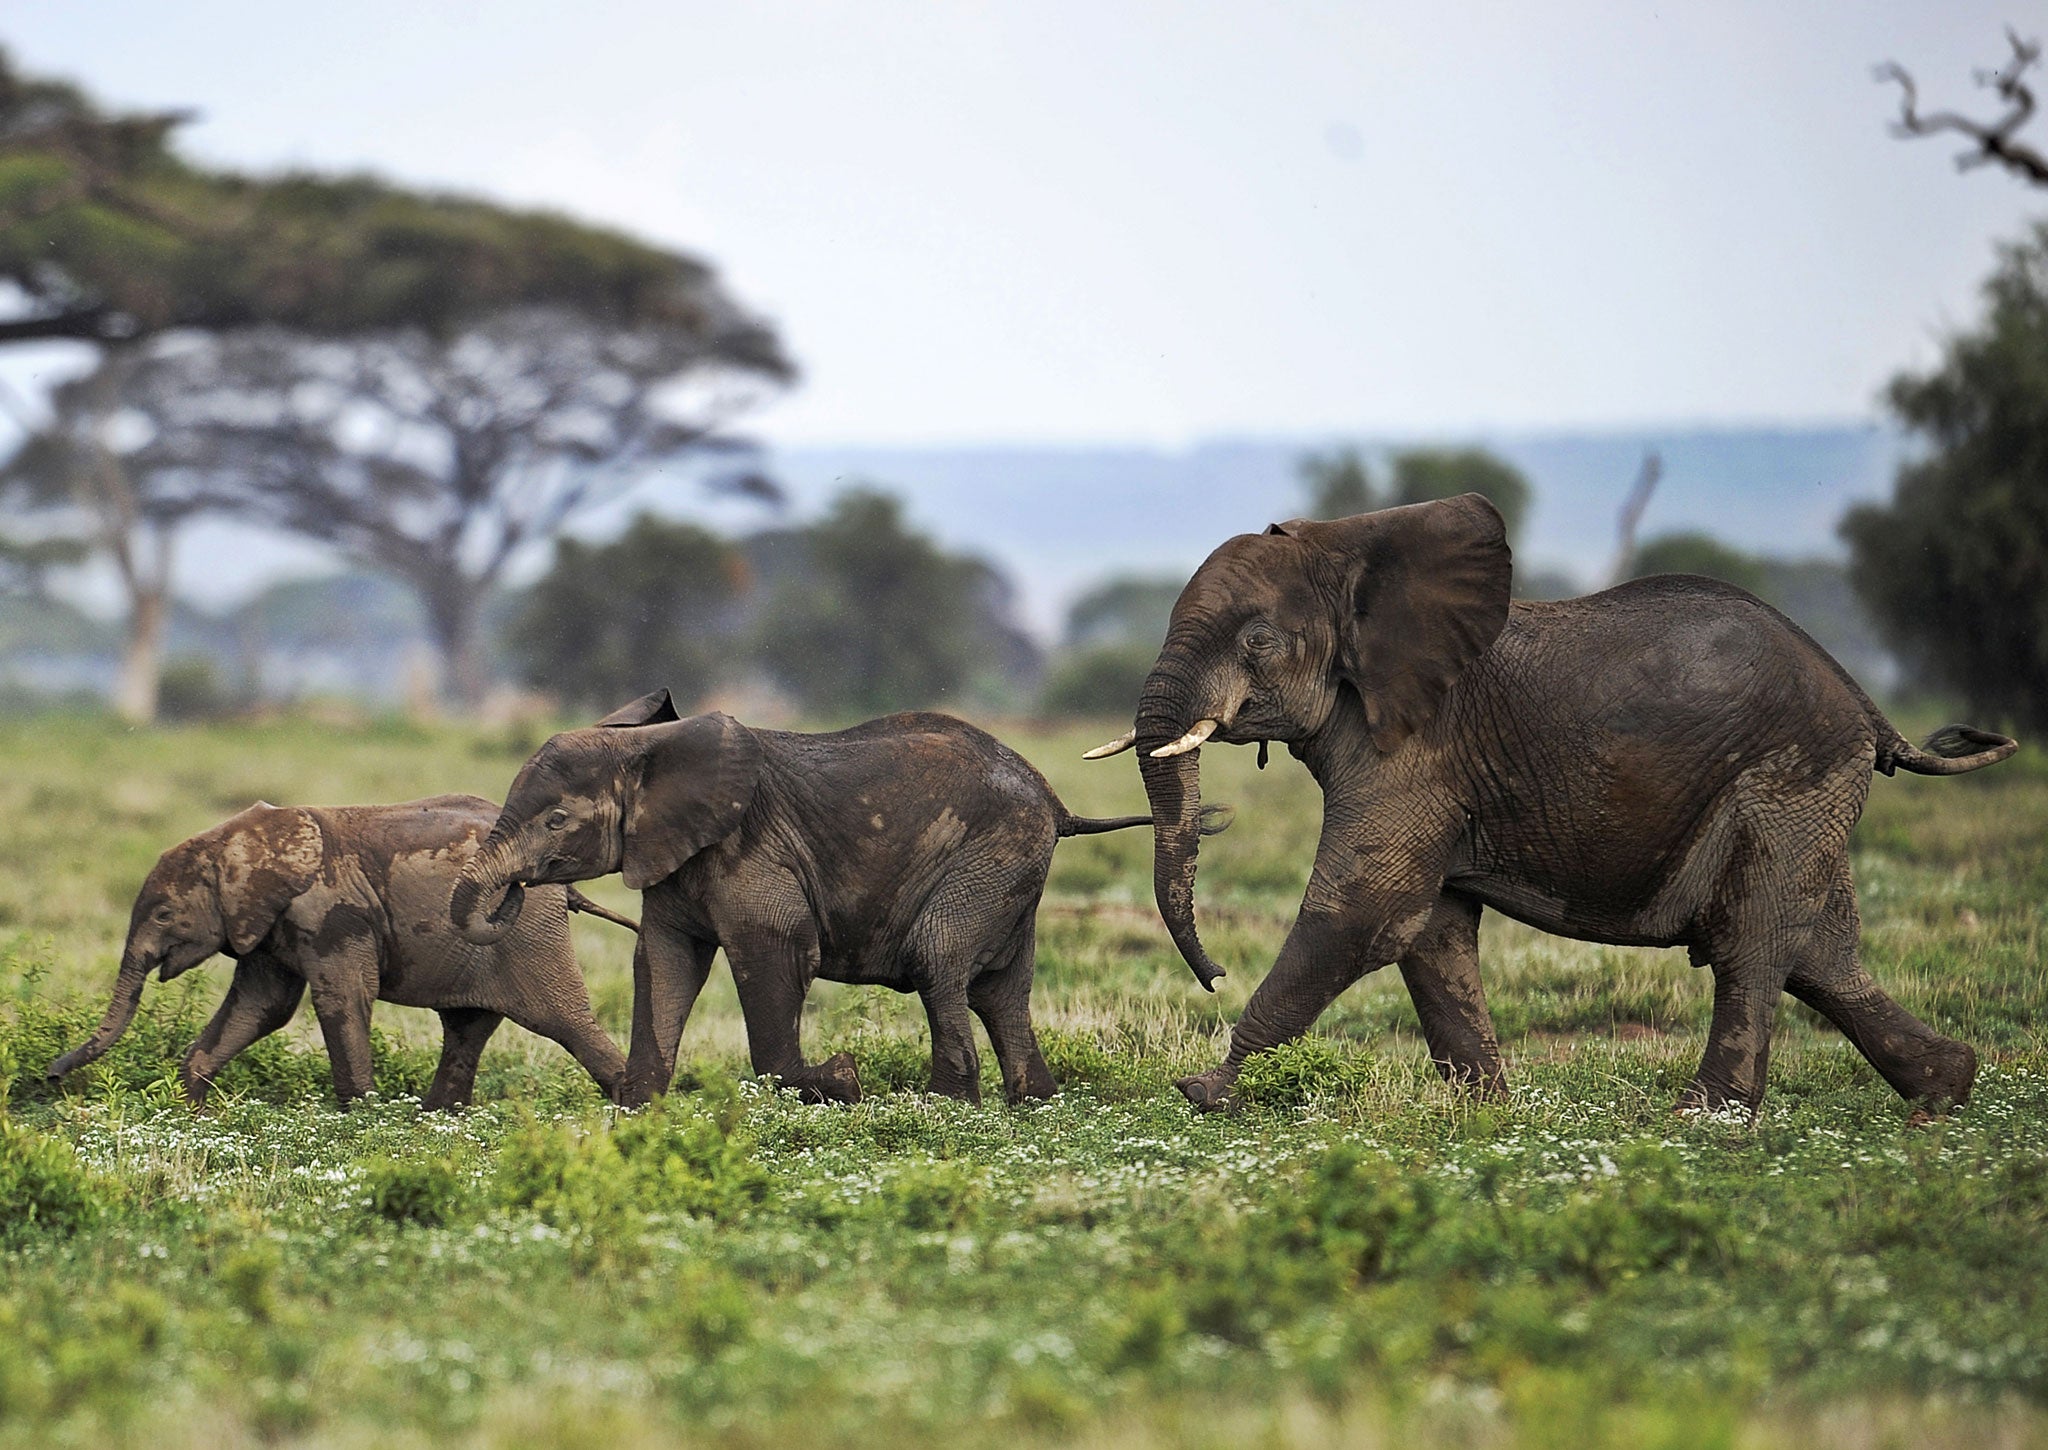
[
  {"left": 1397, "top": 892, "right": 1507, "bottom": 1098},
  {"left": 1177, "top": 891, "right": 1437, "bottom": 1113}
]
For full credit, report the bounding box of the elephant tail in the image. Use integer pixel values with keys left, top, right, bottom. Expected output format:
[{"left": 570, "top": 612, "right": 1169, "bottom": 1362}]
[
  {"left": 565, "top": 887, "right": 641, "bottom": 933},
  {"left": 1056, "top": 804, "right": 1234, "bottom": 838},
  {"left": 1880, "top": 723, "right": 2019, "bottom": 777}
]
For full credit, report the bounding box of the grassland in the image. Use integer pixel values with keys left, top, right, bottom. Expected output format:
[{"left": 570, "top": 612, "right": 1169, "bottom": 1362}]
[{"left": 0, "top": 711, "right": 2043, "bottom": 1448}]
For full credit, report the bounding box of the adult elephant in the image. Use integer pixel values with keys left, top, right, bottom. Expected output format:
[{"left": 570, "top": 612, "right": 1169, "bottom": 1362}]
[{"left": 1086, "top": 494, "right": 2014, "bottom": 1118}]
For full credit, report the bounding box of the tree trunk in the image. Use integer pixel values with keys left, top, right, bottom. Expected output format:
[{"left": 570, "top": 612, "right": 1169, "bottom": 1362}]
[
  {"left": 418, "top": 574, "right": 487, "bottom": 713},
  {"left": 114, "top": 583, "right": 165, "bottom": 724}
]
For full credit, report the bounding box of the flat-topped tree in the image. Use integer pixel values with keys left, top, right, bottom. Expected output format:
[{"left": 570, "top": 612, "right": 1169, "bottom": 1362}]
[
  {"left": 0, "top": 49, "right": 789, "bottom": 359},
  {"left": 0, "top": 49, "right": 792, "bottom": 717}
]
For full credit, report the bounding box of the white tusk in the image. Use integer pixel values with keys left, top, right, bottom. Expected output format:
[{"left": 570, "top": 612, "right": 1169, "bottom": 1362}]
[
  {"left": 1149, "top": 719, "right": 1218, "bottom": 758},
  {"left": 1081, "top": 730, "right": 1137, "bottom": 760}
]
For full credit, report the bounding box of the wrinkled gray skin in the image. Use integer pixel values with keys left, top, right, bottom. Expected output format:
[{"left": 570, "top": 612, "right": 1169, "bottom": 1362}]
[
  {"left": 49, "top": 796, "right": 628, "bottom": 1109},
  {"left": 1115, "top": 493, "right": 2016, "bottom": 1118},
  {"left": 452, "top": 691, "right": 1153, "bottom": 1107}
]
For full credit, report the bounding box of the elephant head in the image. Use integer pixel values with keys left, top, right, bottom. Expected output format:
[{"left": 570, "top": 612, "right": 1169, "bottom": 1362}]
[
  {"left": 451, "top": 689, "right": 762, "bottom": 945},
  {"left": 48, "top": 803, "right": 322, "bottom": 1081},
  {"left": 1089, "top": 494, "right": 1511, "bottom": 991}
]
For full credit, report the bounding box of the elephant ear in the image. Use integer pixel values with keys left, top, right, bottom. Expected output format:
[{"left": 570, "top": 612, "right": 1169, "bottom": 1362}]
[
  {"left": 621, "top": 712, "right": 763, "bottom": 890},
  {"left": 215, "top": 804, "right": 324, "bottom": 956},
  {"left": 1281, "top": 493, "right": 1512, "bottom": 752},
  {"left": 595, "top": 688, "right": 682, "bottom": 728}
]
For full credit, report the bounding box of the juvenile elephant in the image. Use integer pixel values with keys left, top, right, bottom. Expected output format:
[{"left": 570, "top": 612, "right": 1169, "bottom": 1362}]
[
  {"left": 48, "top": 797, "right": 633, "bottom": 1109},
  {"left": 1087, "top": 493, "right": 2016, "bottom": 1118},
  {"left": 451, "top": 691, "right": 1169, "bottom": 1106}
]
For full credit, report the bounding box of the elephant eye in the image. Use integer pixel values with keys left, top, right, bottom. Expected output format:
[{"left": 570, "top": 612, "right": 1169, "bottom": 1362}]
[
  {"left": 152, "top": 905, "right": 174, "bottom": 923},
  {"left": 546, "top": 810, "right": 569, "bottom": 831},
  {"left": 1244, "top": 622, "right": 1284, "bottom": 655}
]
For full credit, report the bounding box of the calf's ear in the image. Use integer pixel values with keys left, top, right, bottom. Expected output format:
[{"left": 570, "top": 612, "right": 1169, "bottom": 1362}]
[
  {"left": 595, "top": 688, "right": 681, "bottom": 728},
  {"left": 215, "top": 805, "right": 324, "bottom": 955},
  {"left": 621, "top": 713, "right": 763, "bottom": 890}
]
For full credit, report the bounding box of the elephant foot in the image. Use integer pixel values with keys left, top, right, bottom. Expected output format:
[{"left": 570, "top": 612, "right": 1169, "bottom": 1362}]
[
  {"left": 785, "top": 1052, "right": 863, "bottom": 1106},
  {"left": 1671, "top": 1082, "right": 1761, "bottom": 1121},
  {"left": 1175, "top": 1067, "right": 1240, "bottom": 1115},
  {"left": 1004, "top": 1065, "right": 1059, "bottom": 1106}
]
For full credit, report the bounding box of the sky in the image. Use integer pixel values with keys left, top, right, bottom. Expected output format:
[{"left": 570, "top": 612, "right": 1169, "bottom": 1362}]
[{"left": 4, "top": 1, "right": 2044, "bottom": 449}]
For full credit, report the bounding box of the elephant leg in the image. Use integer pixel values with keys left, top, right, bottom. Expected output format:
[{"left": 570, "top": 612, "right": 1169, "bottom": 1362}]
[
  {"left": 970, "top": 923, "right": 1057, "bottom": 1105},
  {"left": 622, "top": 914, "right": 718, "bottom": 1106},
  {"left": 919, "top": 980, "right": 982, "bottom": 1104},
  {"left": 179, "top": 955, "right": 305, "bottom": 1106},
  {"left": 525, "top": 1006, "right": 628, "bottom": 1105},
  {"left": 1678, "top": 955, "right": 1785, "bottom": 1116},
  {"left": 1784, "top": 864, "right": 1976, "bottom": 1111},
  {"left": 1179, "top": 888, "right": 1440, "bottom": 1114},
  {"left": 1395, "top": 892, "right": 1506, "bottom": 1098},
  {"left": 730, "top": 919, "right": 859, "bottom": 1105},
  {"left": 422, "top": 1008, "right": 502, "bottom": 1111},
  {"left": 305, "top": 945, "right": 380, "bottom": 1107}
]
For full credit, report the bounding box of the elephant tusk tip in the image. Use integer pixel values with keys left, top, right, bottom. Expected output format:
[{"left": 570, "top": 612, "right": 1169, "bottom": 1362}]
[
  {"left": 1149, "top": 719, "right": 1220, "bottom": 758},
  {"left": 1082, "top": 731, "right": 1137, "bottom": 760}
]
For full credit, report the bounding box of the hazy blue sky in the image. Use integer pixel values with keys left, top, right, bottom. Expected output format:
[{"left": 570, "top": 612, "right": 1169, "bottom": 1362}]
[{"left": 5, "top": 2, "right": 2042, "bottom": 447}]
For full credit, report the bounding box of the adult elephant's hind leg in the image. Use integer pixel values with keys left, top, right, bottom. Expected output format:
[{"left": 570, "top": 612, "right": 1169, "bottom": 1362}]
[
  {"left": 1396, "top": 892, "right": 1506, "bottom": 1098},
  {"left": 1786, "top": 863, "right": 1976, "bottom": 1112},
  {"left": 424, "top": 1008, "right": 502, "bottom": 1111}
]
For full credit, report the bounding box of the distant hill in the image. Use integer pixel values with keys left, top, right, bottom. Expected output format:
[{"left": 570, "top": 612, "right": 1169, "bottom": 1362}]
[{"left": 753, "top": 423, "right": 1905, "bottom": 635}]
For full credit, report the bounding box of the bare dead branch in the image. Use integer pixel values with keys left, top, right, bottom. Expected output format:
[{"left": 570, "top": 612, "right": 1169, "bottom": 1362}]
[{"left": 1879, "top": 29, "right": 2048, "bottom": 185}]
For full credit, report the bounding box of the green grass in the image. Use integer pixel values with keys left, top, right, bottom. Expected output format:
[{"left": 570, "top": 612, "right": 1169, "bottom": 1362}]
[{"left": 0, "top": 712, "right": 2044, "bottom": 1448}]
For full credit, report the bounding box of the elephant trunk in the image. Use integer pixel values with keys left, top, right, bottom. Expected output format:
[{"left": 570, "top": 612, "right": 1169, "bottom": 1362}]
[
  {"left": 1138, "top": 652, "right": 1228, "bottom": 993},
  {"left": 47, "top": 946, "right": 151, "bottom": 1080},
  {"left": 451, "top": 833, "right": 527, "bottom": 946}
]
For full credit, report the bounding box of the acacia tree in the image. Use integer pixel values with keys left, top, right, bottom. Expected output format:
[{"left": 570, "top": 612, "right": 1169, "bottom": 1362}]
[
  {"left": 0, "top": 344, "right": 234, "bottom": 719},
  {"left": 1842, "top": 223, "right": 2048, "bottom": 732},
  {"left": 0, "top": 48, "right": 762, "bottom": 348},
  {"left": 121, "top": 307, "right": 786, "bottom": 705}
]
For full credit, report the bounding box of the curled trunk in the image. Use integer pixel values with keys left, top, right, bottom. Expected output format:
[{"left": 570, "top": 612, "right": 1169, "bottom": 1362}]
[
  {"left": 451, "top": 834, "right": 527, "bottom": 945},
  {"left": 1137, "top": 660, "right": 1228, "bottom": 991},
  {"left": 47, "top": 950, "right": 150, "bottom": 1079}
]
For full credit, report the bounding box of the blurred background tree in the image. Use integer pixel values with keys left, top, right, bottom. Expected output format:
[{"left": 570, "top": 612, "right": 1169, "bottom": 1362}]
[
  {"left": 1295, "top": 443, "right": 1531, "bottom": 545},
  {"left": 0, "top": 344, "right": 237, "bottom": 720},
  {"left": 0, "top": 48, "right": 786, "bottom": 353},
  {"left": 1038, "top": 574, "right": 1184, "bottom": 717},
  {"left": 508, "top": 512, "right": 746, "bottom": 717},
  {"left": 752, "top": 488, "right": 1036, "bottom": 717},
  {"left": 1626, "top": 531, "right": 1769, "bottom": 597},
  {"left": 1842, "top": 222, "right": 2048, "bottom": 733},
  {"left": 1298, "top": 447, "right": 1375, "bottom": 519},
  {"left": 29, "top": 306, "right": 787, "bottom": 709}
]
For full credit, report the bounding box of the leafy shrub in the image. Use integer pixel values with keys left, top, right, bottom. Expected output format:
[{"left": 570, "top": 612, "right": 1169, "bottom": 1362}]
[
  {"left": 1531, "top": 1146, "right": 1735, "bottom": 1287},
  {"left": 1268, "top": 1144, "right": 1439, "bottom": 1284},
  {"left": 494, "top": 1077, "right": 770, "bottom": 1267},
  {"left": 363, "top": 1154, "right": 466, "bottom": 1227},
  {"left": 1235, "top": 1036, "right": 1372, "bottom": 1110},
  {"left": 877, "top": 1156, "right": 985, "bottom": 1231},
  {"left": 0, "top": 1117, "right": 108, "bottom": 1242}
]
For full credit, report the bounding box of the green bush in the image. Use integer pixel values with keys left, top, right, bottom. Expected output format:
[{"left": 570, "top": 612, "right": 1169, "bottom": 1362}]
[
  {"left": 363, "top": 1154, "right": 466, "bottom": 1227},
  {"left": 0, "top": 1117, "right": 108, "bottom": 1242},
  {"left": 1234, "top": 1036, "right": 1372, "bottom": 1110}
]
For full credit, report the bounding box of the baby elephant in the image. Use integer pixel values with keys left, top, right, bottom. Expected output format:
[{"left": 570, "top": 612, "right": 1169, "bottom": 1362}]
[
  {"left": 452, "top": 690, "right": 1182, "bottom": 1106},
  {"left": 49, "top": 796, "right": 633, "bottom": 1109}
]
